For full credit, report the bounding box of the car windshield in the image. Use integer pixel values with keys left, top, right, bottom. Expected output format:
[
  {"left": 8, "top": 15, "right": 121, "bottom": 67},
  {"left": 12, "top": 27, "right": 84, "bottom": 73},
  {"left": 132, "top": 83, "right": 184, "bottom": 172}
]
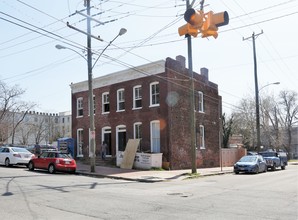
[
  {"left": 239, "top": 156, "right": 257, "bottom": 162},
  {"left": 58, "top": 153, "right": 73, "bottom": 159},
  {"left": 12, "top": 147, "right": 30, "bottom": 153}
]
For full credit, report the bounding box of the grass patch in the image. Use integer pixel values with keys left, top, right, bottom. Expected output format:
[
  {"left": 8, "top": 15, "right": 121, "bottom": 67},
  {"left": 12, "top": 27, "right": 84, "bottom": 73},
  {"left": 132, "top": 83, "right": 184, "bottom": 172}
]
[
  {"left": 184, "top": 172, "right": 201, "bottom": 180},
  {"left": 150, "top": 167, "right": 165, "bottom": 171}
]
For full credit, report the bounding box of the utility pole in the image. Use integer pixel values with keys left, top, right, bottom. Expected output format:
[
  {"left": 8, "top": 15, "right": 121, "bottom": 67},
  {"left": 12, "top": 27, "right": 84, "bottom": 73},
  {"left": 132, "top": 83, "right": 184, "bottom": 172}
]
[
  {"left": 243, "top": 30, "right": 263, "bottom": 152},
  {"left": 186, "top": 0, "right": 197, "bottom": 174},
  {"left": 86, "top": 0, "right": 96, "bottom": 172}
]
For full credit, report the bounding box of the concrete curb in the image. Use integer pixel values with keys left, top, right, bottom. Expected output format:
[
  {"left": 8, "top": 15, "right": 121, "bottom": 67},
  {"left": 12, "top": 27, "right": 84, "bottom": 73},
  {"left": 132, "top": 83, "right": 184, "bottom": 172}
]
[{"left": 75, "top": 169, "right": 234, "bottom": 183}]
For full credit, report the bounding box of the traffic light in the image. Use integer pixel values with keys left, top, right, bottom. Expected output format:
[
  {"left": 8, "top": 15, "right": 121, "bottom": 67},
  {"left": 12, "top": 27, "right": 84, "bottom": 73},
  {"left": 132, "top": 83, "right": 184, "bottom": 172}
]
[
  {"left": 178, "top": 8, "right": 229, "bottom": 39},
  {"left": 178, "top": 8, "right": 204, "bottom": 37},
  {"left": 201, "top": 11, "right": 229, "bottom": 39}
]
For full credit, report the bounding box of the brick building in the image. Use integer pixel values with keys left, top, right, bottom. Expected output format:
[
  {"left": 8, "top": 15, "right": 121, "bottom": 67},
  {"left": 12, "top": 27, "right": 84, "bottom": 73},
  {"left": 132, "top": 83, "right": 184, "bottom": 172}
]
[{"left": 70, "top": 55, "right": 222, "bottom": 169}]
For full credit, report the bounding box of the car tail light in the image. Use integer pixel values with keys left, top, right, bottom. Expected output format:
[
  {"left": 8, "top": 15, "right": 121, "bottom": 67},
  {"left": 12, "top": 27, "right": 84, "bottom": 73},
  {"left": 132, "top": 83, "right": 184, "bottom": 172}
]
[{"left": 13, "top": 153, "right": 21, "bottom": 158}]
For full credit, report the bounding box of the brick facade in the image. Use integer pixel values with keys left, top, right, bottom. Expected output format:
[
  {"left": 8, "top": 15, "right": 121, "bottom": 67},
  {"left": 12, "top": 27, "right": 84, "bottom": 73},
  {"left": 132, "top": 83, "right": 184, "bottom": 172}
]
[{"left": 71, "top": 56, "right": 222, "bottom": 169}]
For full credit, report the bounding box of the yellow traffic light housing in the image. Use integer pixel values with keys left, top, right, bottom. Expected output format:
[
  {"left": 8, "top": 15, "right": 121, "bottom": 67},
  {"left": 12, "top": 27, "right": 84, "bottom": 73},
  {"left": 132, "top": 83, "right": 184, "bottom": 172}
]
[
  {"left": 178, "top": 8, "right": 204, "bottom": 37},
  {"left": 201, "top": 11, "right": 229, "bottom": 39},
  {"left": 178, "top": 8, "right": 229, "bottom": 39}
]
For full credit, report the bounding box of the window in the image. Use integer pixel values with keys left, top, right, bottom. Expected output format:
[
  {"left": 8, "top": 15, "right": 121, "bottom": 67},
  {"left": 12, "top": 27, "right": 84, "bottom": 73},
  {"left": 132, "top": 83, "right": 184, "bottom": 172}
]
[
  {"left": 77, "top": 97, "right": 83, "bottom": 117},
  {"left": 88, "top": 95, "right": 96, "bottom": 115},
  {"left": 150, "top": 120, "right": 160, "bottom": 153},
  {"left": 117, "top": 89, "right": 125, "bottom": 111},
  {"left": 133, "top": 85, "right": 142, "bottom": 109},
  {"left": 102, "top": 92, "right": 110, "bottom": 113},
  {"left": 77, "top": 129, "right": 84, "bottom": 156},
  {"left": 150, "top": 82, "right": 160, "bottom": 107},
  {"left": 134, "top": 122, "right": 142, "bottom": 139},
  {"left": 198, "top": 91, "right": 204, "bottom": 112},
  {"left": 199, "top": 125, "right": 205, "bottom": 149},
  {"left": 134, "top": 122, "right": 142, "bottom": 151}
]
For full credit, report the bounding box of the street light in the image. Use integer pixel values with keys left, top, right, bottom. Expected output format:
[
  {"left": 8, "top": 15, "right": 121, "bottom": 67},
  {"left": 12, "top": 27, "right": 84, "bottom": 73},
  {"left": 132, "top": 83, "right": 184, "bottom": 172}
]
[
  {"left": 56, "top": 28, "right": 126, "bottom": 172},
  {"left": 256, "top": 81, "right": 280, "bottom": 151}
]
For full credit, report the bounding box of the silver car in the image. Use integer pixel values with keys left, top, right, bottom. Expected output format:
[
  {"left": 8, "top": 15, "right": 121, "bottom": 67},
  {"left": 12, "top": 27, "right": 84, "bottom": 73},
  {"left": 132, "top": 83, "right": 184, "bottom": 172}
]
[{"left": 0, "top": 146, "right": 35, "bottom": 167}]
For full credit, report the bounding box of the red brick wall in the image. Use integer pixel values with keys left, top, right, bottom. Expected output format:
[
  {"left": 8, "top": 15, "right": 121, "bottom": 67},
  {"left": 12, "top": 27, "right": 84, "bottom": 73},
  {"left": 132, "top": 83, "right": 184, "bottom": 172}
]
[{"left": 71, "top": 56, "right": 222, "bottom": 169}]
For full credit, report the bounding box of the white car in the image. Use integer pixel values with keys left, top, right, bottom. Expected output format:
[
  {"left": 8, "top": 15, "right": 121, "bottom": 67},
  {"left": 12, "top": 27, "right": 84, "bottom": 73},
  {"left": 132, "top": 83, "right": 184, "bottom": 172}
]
[{"left": 0, "top": 146, "right": 35, "bottom": 167}]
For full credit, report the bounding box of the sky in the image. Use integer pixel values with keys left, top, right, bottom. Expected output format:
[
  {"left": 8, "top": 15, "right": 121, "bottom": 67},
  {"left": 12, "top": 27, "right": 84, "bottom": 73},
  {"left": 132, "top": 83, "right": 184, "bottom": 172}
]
[{"left": 0, "top": 0, "right": 297, "bottom": 115}]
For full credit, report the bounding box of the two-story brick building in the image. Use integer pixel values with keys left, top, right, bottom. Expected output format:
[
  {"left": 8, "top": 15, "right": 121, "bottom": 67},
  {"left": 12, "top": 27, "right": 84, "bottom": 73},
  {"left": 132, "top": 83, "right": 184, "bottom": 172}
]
[{"left": 70, "top": 55, "right": 222, "bottom": 169}]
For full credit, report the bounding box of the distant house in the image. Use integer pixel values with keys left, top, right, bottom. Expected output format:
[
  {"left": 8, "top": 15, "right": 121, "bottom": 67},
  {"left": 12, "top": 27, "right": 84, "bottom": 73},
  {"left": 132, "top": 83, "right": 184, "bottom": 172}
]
[
  {"left": 70, "top": 55, "right": 222, "bottom": 169},
  {"left": 3, "top": 111, "right": 71, "bottom": 146}
]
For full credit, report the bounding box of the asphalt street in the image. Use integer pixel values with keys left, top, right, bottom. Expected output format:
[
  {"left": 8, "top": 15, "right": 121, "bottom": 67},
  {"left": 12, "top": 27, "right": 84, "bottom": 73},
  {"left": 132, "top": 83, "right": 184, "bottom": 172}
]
[{"left": 0, "top": 164, "right": 297, "bottom": 220}]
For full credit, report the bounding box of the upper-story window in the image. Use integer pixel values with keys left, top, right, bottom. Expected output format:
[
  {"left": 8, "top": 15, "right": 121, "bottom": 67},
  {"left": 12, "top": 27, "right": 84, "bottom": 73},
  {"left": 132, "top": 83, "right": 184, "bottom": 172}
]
[
  {"left": 88, "top": 95, "right": 96, "bottom": 115},
  {"left": 102, "top": 92, "right": 110, "bottom": 114},
  {"left": 198, "top": 91, "right": 204, "bottom": 112},
  {"left": 77, "top": 97, "right": 83, "bottom": 117},
  {"left": 150, "top": 82, "right": 159, "bottom": 107},
  {"left": 133, "top": 85, "right": 142, "bottom": 109},
  {"left": 117, "top": 89, "right": 125, "bottom": 111}
]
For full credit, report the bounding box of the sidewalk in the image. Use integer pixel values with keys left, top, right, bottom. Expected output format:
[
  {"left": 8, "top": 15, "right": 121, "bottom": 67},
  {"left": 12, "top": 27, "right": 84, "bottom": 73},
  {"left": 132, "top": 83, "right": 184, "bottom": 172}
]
[{"left": 75, "top": 161, "right": 234, "bottom": 182}]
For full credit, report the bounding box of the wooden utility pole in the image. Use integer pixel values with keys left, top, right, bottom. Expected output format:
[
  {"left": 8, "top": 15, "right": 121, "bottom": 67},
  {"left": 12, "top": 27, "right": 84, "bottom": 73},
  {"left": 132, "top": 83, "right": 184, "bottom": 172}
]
[{"left": 243, "top": 30, "right": 263, "bottom": 151}]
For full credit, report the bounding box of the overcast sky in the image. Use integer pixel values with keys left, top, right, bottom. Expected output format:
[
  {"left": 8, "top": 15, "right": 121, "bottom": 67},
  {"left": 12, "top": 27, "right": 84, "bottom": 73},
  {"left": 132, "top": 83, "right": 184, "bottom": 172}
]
[{"left": 1, "top": 0, "right": 297, "bottom": 115}]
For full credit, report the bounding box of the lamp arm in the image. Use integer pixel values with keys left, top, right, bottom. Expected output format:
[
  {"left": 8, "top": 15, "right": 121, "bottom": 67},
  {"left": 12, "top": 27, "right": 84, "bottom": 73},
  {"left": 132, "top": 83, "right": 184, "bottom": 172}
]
[{"left": 92, "top": 34, "right": 119, "bottom": 70}]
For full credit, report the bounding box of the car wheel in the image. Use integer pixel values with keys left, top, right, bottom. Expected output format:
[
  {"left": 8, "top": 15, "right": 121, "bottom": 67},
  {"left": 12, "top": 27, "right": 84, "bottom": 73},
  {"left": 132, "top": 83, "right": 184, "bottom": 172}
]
[
  {"left": 28, "top": 161, "right": 34, "bottom": 171},
  {"left": 254, "top": 166, "right": 259, "bottom": 174},
  {"left": 234, "top": 171, "right": 239, "bottom": 174},
  {"left": 264, "top": 166, "right": 267, "bottom": 172},
  {"left": 48, "top": 164, "right": 56, "bottom": 174},
  {"left": 272, "top": 164, "right": 276, "bottom": 171},
  {"left": 5, "top": 158, "right": 11, "bottom": 167},
  {"left": 281, "top": 165, "right": 286, "bottom": 170}
]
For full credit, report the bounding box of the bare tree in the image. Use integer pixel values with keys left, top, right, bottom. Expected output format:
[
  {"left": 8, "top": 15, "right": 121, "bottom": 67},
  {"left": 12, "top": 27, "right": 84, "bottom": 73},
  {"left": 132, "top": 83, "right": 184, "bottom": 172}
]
[
  {"left": 0, "top": 80, "right": 36, "bottom": 144},
  {"left": 277, "top": 90, "right": 298, "bottom": 153},
  {"left": 232, "top": 96, "right": 256, "bottom": 150}
]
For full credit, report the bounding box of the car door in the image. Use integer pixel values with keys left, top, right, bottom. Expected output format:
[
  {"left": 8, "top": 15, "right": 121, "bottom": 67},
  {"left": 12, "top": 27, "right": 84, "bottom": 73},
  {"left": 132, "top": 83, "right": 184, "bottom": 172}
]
[
  {"left": 258, "top": 156, "right": 266, "bottom": 171},
  {"left": 35, "top": 152, "right": 48, "bottom": 169},
  {"left": 0, "top": 148, "right": 5, "bottom": 164}
]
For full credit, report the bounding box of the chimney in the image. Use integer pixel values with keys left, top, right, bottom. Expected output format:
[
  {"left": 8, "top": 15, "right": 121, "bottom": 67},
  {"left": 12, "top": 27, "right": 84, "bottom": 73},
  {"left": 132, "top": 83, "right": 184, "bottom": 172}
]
[
  {"left": 200, "top": 67, "right": 209, "bottom": 80},
  {"left": 176, "top": 55, "right": 186, "bottom": 68}
]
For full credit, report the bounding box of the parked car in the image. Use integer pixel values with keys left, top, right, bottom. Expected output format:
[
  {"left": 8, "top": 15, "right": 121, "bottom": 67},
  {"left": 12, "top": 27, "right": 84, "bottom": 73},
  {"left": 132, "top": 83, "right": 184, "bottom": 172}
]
[
  {"left": 28, "top": 151, "right": 76, "bottom": 174},
  {"left": 234, "top": 155, "right": 267, "bottom": 174},
  {"left": 0, "top": 146, "right": 35, "bottom": 167},
  {"left": 259, "top": 150, "right": 288, "bottom": 171}
]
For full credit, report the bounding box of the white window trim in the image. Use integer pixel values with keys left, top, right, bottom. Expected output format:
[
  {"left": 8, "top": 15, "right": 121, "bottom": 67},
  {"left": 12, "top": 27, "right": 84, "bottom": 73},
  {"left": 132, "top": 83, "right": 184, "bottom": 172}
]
[
  {"left": 77, "top": 128, "right": 84, "bottom": 157},
  {"left": 133, "top": 122, "right": 142, "bottom": 139},
  {"left": 198, "top": 91, "right": 204, "bottom": 113},
  {"left": 117, "top": 89, "right": 125, "bottom": 112},
  {"left": 102, "top": 126, "right": 111, "bottom": 156},
  {"left": 77, "top": 97, "right": 83, "bottom": 118},
  {"left": 199, "top": 125, "right": 205, "bottom": 149},
  {"left": 102, "top": 92, "right": 110, "bottom": 114},
  {"left": 150, "top": 82, "right": 160, "bottom": 107},
  {"left": 133, "top": 85, "right": 142, "bottom": 110},
  {"left": 116, "top": 125, "right": 126, "bottom": 155},
  {"left": 150, "top": 120, "right": 160, "bottom": 153}
]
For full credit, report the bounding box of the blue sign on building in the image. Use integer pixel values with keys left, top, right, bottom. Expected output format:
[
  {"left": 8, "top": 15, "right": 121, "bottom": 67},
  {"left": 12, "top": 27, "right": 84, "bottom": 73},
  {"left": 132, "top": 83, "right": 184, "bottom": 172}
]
[{"left": 57, "top": 138, "right": 74, "bottom": 157}]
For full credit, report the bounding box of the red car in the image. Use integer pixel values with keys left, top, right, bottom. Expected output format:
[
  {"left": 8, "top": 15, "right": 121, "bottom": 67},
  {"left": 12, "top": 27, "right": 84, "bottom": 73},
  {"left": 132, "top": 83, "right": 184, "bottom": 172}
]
[{"left": 28, "top": 151, "right": 76, "bottom": 174}]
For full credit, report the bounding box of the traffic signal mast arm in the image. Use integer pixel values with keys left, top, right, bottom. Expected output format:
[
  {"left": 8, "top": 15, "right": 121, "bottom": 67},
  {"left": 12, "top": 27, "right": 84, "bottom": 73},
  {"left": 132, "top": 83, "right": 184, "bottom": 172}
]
[{"left": 178, "top": 8, "right": 229, "bottom": 39}]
